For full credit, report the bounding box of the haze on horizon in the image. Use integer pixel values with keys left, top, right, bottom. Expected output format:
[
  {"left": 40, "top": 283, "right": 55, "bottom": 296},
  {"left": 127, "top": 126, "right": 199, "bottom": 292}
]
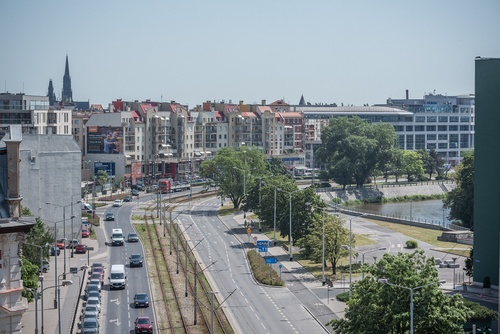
[{"left": 1, "top": 0, "right": 499, "bottom": 108}]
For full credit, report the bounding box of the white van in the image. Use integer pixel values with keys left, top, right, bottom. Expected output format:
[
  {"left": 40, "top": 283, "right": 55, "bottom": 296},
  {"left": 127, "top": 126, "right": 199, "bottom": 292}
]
[
  {"left": 108, "top": 264, "right": 126, "bottom": 289},
  {"left": 111, "top": 228, "right": 124, "bottom": 246}
]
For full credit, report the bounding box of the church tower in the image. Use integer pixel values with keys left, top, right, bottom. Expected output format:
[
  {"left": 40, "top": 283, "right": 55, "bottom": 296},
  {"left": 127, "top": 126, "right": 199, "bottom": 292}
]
[
  {"left": 47, "top": 79, "right": 56, "bottom": 106},
  {"left": 61, "top": 55, "right": 73, "bottom": 104}
]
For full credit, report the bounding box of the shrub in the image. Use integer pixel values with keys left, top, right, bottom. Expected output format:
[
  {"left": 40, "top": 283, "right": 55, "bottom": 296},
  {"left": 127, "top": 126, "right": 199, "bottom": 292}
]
[
  {"left": 336, "top": 291, "right": 350, "bottom": 302},
  {"left": 406, "top": 240, "right": 418, "bottom": 249},
  {"left": 247, "top": 250, "right": 284, "bottom": 286},
  {"left": 464, "top": 299, "right": 497, "bottom": 321}
]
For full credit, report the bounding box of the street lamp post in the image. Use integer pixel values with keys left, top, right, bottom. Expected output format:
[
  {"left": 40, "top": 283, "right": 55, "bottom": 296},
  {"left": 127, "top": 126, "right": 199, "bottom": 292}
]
[
  {"left": 378, "top": 279, "right": 445, "bottom": 334},
  {"left": 343, "top": 214, "right": 368, "bottom": 298},
  {"left": 452, "top": 257, "right": 457, "bottom": 289},
  {"left": 360, "top": 247, "right": 387, "bottom": 279},
  {"left": 70, "top": 196, "right": 81, "bottom": 258},
  {"left": 306, "top": 203, "right": 326, "bottom": 285},
  {"left": 25, "top": 287, "right": 40, "bottom": 334},
  {"left": 274, "top": 186, "right": 277, "bottom": 246},
  {"left": 279, "top": 188, "right": 300, "bottom": 261},
  {"left": 46, "top": 201, "right": 80, "bottom": 279}
]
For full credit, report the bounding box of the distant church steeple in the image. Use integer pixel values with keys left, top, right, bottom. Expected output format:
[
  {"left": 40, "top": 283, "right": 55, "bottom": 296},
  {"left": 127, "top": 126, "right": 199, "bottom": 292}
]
[
  {"left": 299, "top": 94, "right": 306, "bottom": 106},
  {"left": 47, "top": 79, "right": 56, "bottom": 106},
  {"left": 61, "top": 55, "right": 73, "bottom": 104}
]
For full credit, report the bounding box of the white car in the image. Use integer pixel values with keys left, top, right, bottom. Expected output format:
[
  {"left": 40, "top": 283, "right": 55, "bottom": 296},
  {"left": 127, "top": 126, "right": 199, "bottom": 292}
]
[
  {"left": 85, "top": 296, "right": 101, "bottom": 313},
  {"left": 113, "top": 200, "right": 123, "bottom": 207}
]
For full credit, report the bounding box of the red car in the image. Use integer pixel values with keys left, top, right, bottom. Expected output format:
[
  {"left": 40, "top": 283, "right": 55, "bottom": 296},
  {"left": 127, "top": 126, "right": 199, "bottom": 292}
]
[
  {"left": 75, "top": 244, "right": 87, "bottom": 254},
  {"left": 135, "top": 316, "right": 153, "bottom": 333},
  {"left": 82, "top": 229, "right": 89, "bottom": 238}
]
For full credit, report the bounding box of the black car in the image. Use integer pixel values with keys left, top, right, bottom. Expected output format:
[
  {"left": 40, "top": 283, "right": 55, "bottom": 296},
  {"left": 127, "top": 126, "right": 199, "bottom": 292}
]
[
  {"left": 129, "top": 254, "right": 143, "bottom": 267},
  {"left": 123, "top": 195, "right": 132, "bottom": 202},
  {"left": 105, "top": 212, "right": 115, "bottom": 221},
  {"left": 128, "top": 233, "right": 139, "bottom": 242},
  {"left": 133, "top": 293, "right": 149, "bottom": 308}
]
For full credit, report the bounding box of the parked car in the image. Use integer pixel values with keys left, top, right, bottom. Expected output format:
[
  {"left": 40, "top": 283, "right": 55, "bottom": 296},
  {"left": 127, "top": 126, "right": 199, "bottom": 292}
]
[
  {"left": 80, "top": 305, "right": 99, "bottom": 320},
  {"left": 50, "top": 246, "right": 60, "bottom": 256},
  {"left": 105, "top": 212, "right": 115, "bottom": 221},
  {"left": 75, "top": 244, "right": 88, "bottom": 254},
  {"left": 113, "top": 199, "right": 123, "bottom": 207},
  {"left": 84, "top": 284, "right": 99, "bottom": 300},
  {"left": 90, "top": 272, "right": 104, "bottom": 284},
  {"left": 129, "top": 254, "right": 143, "bottom": 267},
  {"left": 82, "top": 229, "right": 90, "bottom": 238},
  {"left": 127, "top": 233, "right": 139, "bottom": 242},
  {"left": 134, "top": 316, "right": 153, "bottom": 333},
  {"left": 123, "top": 195, "right": 132, "bottom": 202},
  {"left": 41, "top": 260, "right": 50, "bottom": 273},
  {"left": 85, "top": 296, "right": 101, "bottom": 313},
  {"left": 81, "top": 316, "right": 99, "bottom": 333},
  {"left": 88, "top": 279, "right": 102, "bottom": 292},
  {"left": 133, "top": 293, "right": 149, "bottom": 308}
]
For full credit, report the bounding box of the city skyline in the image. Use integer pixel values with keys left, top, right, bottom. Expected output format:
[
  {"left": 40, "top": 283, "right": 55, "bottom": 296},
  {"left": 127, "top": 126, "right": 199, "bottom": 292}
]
[{"left": 1, "top": 0, "right": 499, "bottom": 108}]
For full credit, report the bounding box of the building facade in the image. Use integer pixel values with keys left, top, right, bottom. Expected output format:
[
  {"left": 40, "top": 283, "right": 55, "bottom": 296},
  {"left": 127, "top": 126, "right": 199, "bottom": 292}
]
[{"left": 473, "top": 57, "right": 500, "bottom": 286}]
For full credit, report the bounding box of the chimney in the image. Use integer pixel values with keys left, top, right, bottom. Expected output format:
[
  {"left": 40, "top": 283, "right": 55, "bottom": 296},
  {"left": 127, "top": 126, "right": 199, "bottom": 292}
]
[
  {"left": 261, "top": 100, "right": 266, "bottom": 106},
  {"left": 406, "top": 89, "right": 409, "bottom": 100}
]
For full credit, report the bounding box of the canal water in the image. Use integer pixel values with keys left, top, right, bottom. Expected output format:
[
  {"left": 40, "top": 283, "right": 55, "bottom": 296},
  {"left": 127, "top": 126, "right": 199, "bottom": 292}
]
[{"left": 357, "top": 199, "right": 451, "bottom": 226}]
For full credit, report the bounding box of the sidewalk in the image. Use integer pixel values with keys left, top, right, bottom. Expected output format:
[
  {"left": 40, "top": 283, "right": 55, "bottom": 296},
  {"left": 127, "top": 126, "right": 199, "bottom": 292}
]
[{"left": 22, "top": 227, "right": 106, "bottom": 334}]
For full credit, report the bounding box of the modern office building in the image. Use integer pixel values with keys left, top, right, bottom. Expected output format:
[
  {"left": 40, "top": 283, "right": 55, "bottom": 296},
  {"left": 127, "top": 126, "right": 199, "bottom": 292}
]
[{"left": 473, "top": 57, "right": 500, "bottom": 286}]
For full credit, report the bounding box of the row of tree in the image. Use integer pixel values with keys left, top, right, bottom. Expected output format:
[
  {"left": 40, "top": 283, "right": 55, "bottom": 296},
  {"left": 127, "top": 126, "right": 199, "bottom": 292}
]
[{"left": 316, "top": 116, "right": 449, "bottom": 188}]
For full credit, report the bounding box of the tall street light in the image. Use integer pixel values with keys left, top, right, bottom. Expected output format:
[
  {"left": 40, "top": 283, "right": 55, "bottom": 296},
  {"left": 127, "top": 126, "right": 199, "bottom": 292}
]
[
  {"left": 360, "top": 247, "right": 387, "bottom": 279},
  {"left": 306, "top": 203, "right": 326, "bottom": 285},
  {"left": 279, "top": 188, "right": 300, "bottom": 261},
  {"left": 55, "top": 275, "right": 73, "bottom": 334},
  {"left": 25, "top": 287, "right": 40, "bottom": 334},
  {"left": 70, "top": 195, "right": 81, "bottom": 258},
  {"left": 378, "top": 279, "right": 445, "bottom": 334},
  {"left": 342, "top": 214, "right": 368, "bottom": 299},
  {"left": 46, "top": 201, "right": 80, "bottom": 279}
]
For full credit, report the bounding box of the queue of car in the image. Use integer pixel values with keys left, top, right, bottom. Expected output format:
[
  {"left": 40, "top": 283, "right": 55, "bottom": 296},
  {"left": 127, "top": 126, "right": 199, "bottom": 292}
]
[{"left": 80, "top": 262, "right": 105, "bottom": 333}]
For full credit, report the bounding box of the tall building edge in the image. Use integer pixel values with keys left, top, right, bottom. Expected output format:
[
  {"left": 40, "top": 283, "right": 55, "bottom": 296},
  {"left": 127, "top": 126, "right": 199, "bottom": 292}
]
[{"left": 473, "top": 57, "right": 500, "bottom": 286}]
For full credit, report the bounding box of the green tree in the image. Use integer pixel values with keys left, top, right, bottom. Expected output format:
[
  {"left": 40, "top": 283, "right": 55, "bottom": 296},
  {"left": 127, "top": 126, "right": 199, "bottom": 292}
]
[
  {"left": 266, "top": 157, "right": 292, "bottom": 178},
  {"left": 298, "top": 211, "right": 350, "bottom": 275},
  {"left": 22, "top": 218, "right": 54, "bottom": 271},
  {"left": 402, "top": 150, "right": 424, "bottom": 181},
  {"left": 199, "top": 147, "right": 267, "bottom": 209},
  {"left": 419, "top": 149, "right": 445, "bottom": 180},
  {"left": 21, "top": 257, "right": 39, "bottom": 302},
  {"left": 329, "top": 250, "right": 473, "bottom": 333},
  {"left": 443, "top": 150, "right": 474, "bottom": 229},
  {"left": 464, "top": 248, "right": 473, "bottom": 283},
  {"left": 331, "top": 157, "right": 353, "bottom": 189},
  {"left": 316, "top": 116, "right": 397, "bottom": 188}
]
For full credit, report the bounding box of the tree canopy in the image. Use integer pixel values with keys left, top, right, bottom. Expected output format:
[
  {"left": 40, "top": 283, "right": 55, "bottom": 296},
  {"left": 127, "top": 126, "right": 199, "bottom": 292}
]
[
  {"left": 328, "top": 250, "right": 472, "bottom": 334},
  {"left": 443, "top": 150, "right": 474, "bottom": 229},
  {"left": 316, "top": 116, "right": 398, "bottom": 188}
]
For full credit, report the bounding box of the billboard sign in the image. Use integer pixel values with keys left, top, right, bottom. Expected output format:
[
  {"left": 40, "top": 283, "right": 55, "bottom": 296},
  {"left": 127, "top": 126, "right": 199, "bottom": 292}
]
[
  {"left": 87, "top": 126, "right": 124, "bottom": 154},
  {"left": 94, "top": 162, "right": 115, "bottom": 176}
]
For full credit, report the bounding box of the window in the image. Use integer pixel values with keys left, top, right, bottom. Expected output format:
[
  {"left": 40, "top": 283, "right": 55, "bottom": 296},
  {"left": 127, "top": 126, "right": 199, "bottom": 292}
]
[
  {"left": 415, "top": 116, "right": 425, "bottom": 122},
  {"left": 449, "top": 134, "right": 459, "bottom": 148},
  {"left": 438, "top": 143, "right": 448, "bottom": 149},
  {"left": 406, "top": 125, "right": 413, "bottom": 131},
  {"left": 398, "top": 135, "right": 405, "bottom": 149},
  {"left": 438, "top": 125, "right": 447, "bottom": 131},
  {"left": 449, "top": 125, "right": 458, "bottom": 131},
  {"left": 427, "top": 116, "right": 437, "bottom": 122},
  {"left": 427, "top": 143, "right": 436, "bottom": 150},
  {"left": 460, "top": 125, "right": 470, "bottom": 131},
  {"left": 449, "top": 116, "right": 459, "bottom": 122},
  {"left": 438, "top": 116, "right": 448, "bottom": 122},
  {"left": 460, "top": 134, "right": 469, "bottom": 148},
  {"left": 394, "top": 125, "right": 404, "bottom": 132},
  {"left": 427, "top": 134, "right": 436, "bottom": 140},
  {"left": 415, "top": 134, "right": 425, "bottom": 149},
  {"left": 438, "top": 134, "right": 448, "bottom": 140},
  {"left": 415, "top": 125, "right": 425, "bottom": 131},
  {"left": 406, "top": 135, "right": 414, "bottom": 149},
  {"left": 460, "top": 116, "right": 470, "bottom": 122},
  {"left": 426, "top": 125, "right": 436, "bottom": 131}
]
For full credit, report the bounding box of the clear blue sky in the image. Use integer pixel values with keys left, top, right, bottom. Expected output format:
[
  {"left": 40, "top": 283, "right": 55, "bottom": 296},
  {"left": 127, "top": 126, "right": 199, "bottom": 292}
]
[{"left": 2, "top": 0, "right": 499, "bottom": 108}]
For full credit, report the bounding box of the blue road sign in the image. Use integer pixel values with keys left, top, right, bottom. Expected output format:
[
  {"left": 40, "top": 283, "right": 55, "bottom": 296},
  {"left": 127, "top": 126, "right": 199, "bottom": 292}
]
[
  {"left": 265, "top": 257, "right": 278, "bottom": 264},
  {"left": 258, "top": 246, "right": 268, "bottom": 252},
  {"left": 256, "top": 240, "right": 270, "bottom": 247}
]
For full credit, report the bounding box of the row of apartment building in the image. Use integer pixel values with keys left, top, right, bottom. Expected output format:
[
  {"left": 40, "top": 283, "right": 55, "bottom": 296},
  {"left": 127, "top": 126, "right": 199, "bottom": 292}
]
[{"left": 0, "top": 91, "right": 475, "bottom": 184}]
